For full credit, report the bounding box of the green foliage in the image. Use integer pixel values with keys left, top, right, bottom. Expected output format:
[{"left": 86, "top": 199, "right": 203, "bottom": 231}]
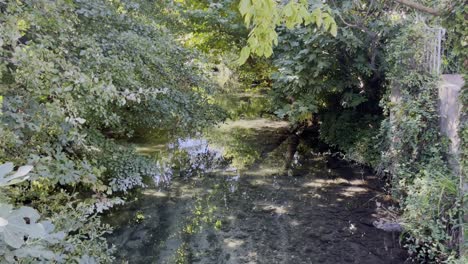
[
  {"left": 444, "top": 2, "right": 468, "bottom": 259},
  {"left": 169, "top": 0, "right": 276, "bottom": 100},
  {"left": 319, "top": 111, "right": 382, "bottom": 167},
  {"left": 460, "top": 123, "right": 468, "bottom": 259},
  {"left": 0, "top": 0, "right": 464, "bottom": 262},
  {"left": 270, "top": 0, "right": 394, "bottom": 172},
  {"left": 94, "top": 138, "right": 169, "bottom": 192},
  {"left": 0, "top": 0, "right": 223, "bottom": 262},
  {"left": 206, "top": 127, "right": 262, "bottom": 169},
  {"left": 271, "top": 0, "right": 393, "bottom": 123},
  {"left": 134, "top": 211, "right": 145, "bottom": 224},
  {"left": 269, "top": 1, "right": 464, "bottom": 261},
  {"left": 443, "top": 2, "right": 468, "bottom": 73},
  {"left": 237, "top": 0, "right": 336, "bottom": 64},
  {"left": 0, "top": 164, "right": 67, "bottom": 263},
  {"left": 214, "top": 92, "right": 272, "bottom": 120},
  {"left": 0, "top": 205, "right": 64, "bottom": 262},
  {"left": 175, "top": 0, "right": 248, "bottom": 56},
  {"left": 402, "top": 161, "right": 459, "bottom": 262},
  {"left": 381, "top": 21, "right": 461, "bottom": 262}
]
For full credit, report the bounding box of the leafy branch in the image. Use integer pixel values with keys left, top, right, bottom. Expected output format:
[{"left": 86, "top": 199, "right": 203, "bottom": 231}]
[{"left": 237, "top": 0, "right": 337, "bottom": 64}]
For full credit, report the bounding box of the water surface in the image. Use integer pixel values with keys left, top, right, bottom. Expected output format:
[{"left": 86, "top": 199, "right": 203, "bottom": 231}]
[{"left": 105, "top": 93, "right": 406, "bottom": 264}]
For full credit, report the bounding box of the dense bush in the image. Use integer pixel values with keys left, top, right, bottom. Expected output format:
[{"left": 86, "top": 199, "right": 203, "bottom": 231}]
[
  {"left": 319, "top": 110, "right": 382, "bottom": 167},
  {"left": 0, "top": 0, "right": 222, "bottom": 262},
  {"left": 0, "top": 0, "right": 465, "bottom": 262},
  {"left": 270, "top": 0, "right": 392, "bottom": 124},
  {"left": 445, "top": 2, "right": 468, "bottom": 260},
  {"left": 269, "top": 1, "right": 464, "bottom": 261},
  {"left": 379, "top": 22, "right": 461, "bottom": 262}
]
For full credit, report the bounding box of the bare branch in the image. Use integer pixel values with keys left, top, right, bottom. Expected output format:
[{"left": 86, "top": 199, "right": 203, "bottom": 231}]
[{"left": 392, "top": 0, "right": 442, "bottom": 16}]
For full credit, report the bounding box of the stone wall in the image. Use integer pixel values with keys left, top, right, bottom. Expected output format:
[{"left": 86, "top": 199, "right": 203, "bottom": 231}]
[
  {"left": 439, "top": 74, "right": 465, "bottom": 256},
  {"left": 439, "top": 74, "right": 464, "bottom": 172}
]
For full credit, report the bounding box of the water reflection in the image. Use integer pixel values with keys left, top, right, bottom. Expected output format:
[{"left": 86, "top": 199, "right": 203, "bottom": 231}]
[
  {"left": 105, "top": 92, "right": 406, "bottom": 264},
  {"left": 168, "top": 137, "right": 225, "bottom": 178},
  {"left": 105, "top": 115, "right": 289, "bottom": 263},
  {"left": 135, "top": 135, "right": 227, "bottom": 185}
]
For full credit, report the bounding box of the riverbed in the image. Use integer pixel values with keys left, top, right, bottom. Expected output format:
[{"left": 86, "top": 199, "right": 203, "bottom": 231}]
[{"left": 104, "top": 110, "right": 407, "bottom": 263}]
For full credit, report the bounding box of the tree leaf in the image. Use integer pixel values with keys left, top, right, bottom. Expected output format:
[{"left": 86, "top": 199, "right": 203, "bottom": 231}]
[
  {"left": 239, "top": 0, "right": 251, "bottom": 16},
  {"left": 0, "top": 204, "right": 46, "bottom": 248},
  {"left": 12, "top": 246, "right": 56, "bottom": 260},
  {"left": 9, "top": 165, "right": 33, "bottom": 179},
  {"left": 0, "top": 163, "right": 14, "bottom": 178},
  {"left": 0, "top": 163, "right": 33, "bottom": 187},
  {"left": 330, "top": 23, "right": 338, "bottom": 37},
  {"left": 311, "top": 8, "right": 322, "bottom": 27},
  {"left": 236, "top": 46, "right": 251, "bottom": 65}
]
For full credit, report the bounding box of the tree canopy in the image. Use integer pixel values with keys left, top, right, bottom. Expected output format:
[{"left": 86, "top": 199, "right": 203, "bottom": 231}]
[{"left": 0, "top": 0, "right": 466, "bottom": 262}]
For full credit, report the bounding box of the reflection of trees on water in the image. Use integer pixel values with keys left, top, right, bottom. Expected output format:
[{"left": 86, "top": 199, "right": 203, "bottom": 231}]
[
  {"left": 166, "top": 138, "right": 226, "bottom": 178},
  {"left": 206, "top": 127, "right": 262, "bottom": 169}
]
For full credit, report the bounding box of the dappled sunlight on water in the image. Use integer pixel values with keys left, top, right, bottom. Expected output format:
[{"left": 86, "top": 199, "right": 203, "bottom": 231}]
[
  {"left": 105, "top": 93, "right": 406, "bottom": 264},
  {"left": 340, "top": 186, "right": 369, "bottom": 197},
  {"left": 223, "top": 238, "right": 245, "bottom": 249},
  {"left": 142, "top": 190, "right": 168, "bottom": 197},
  {"left": 218, "top": 118, "right": 289, "bottom": 130}
]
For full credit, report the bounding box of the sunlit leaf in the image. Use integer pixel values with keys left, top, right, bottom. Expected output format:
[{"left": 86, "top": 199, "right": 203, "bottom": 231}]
[
  {"left": 239, "top": 0, "right": 251, "bottom": 16},
  {"left": 236, "top": 46, "right": 251, "bottom": 65}
]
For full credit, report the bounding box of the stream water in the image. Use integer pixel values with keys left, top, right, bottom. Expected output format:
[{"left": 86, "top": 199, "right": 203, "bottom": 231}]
[{"left": 105, "top": 93, "right": 407, "bottom": 264}]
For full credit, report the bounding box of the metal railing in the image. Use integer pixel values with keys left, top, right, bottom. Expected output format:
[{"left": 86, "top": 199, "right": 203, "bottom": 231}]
[{"left": 423, "top": 26, "right": 445, "bottom": 75}]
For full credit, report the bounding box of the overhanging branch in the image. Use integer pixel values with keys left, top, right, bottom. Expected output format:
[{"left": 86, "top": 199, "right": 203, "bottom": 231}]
[{"left": 392, "top": 0, "right": 442, "bottom": 16}]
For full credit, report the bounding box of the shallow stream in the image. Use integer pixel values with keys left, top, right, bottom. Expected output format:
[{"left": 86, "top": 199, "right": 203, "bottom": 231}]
[{"left": 105, "top": 93, "right": 407, "bottom": 264}]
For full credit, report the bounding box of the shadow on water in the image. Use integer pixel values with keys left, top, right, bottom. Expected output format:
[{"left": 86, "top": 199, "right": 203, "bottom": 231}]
[{"left": 105, "top": 93, "right": 407, "bottom": 264}]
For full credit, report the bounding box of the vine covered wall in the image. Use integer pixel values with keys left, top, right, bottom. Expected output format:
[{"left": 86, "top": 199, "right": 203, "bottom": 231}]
[
  {"left": 380, "top": 21, "right": 463, "bottom": 262},
  {"left": 444, "top": 1, "right": 467, "bottom": 259}
]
